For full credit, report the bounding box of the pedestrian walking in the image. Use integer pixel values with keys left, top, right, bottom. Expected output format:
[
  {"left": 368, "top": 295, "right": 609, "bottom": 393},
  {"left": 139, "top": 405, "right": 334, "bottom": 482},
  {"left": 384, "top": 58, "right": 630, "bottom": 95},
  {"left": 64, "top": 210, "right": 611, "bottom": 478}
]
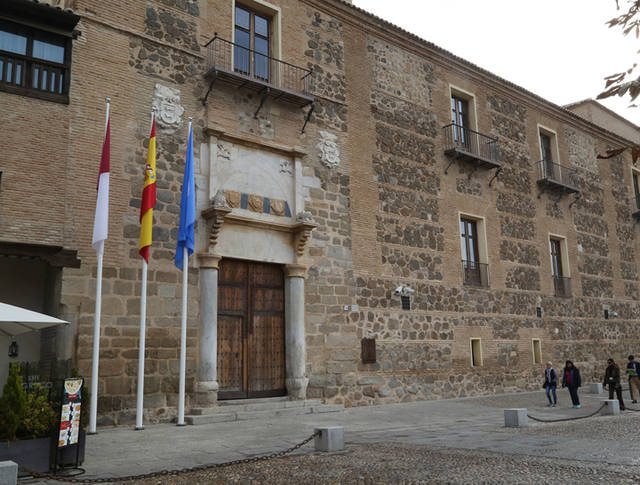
[
  {"left": 604, "top": 358, "right": 626, "bottom": 411},
  {"left": 562, "top": 360, "right": 582, "bottom": 408},
  {"left": 543, "top": 361, "right": 558, "bottom": 407},
  {"left": 627, "top": 355, "right": 640, "bottom": 403}
]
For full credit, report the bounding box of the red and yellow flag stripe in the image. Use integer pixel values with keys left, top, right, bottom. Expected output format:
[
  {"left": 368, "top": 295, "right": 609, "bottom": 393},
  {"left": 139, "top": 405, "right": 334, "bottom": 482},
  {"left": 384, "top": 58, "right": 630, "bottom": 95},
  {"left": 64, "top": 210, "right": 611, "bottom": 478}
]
[{"left": 139, "top": 115, "right": 157, "bottom": 262}]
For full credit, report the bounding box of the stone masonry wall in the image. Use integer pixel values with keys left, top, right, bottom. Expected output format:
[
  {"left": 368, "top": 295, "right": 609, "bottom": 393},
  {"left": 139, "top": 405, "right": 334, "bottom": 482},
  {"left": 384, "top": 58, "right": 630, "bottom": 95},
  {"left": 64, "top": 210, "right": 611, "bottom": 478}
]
[{"left": 6, "top": 0, "right": 640, "bottom": 423}]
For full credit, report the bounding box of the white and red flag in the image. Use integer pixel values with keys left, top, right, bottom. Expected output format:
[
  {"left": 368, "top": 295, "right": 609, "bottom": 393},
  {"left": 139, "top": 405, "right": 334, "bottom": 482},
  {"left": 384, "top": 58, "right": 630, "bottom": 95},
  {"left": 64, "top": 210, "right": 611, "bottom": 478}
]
[{"left": 92, "top": 116, "right": 110, "bottom": 254}]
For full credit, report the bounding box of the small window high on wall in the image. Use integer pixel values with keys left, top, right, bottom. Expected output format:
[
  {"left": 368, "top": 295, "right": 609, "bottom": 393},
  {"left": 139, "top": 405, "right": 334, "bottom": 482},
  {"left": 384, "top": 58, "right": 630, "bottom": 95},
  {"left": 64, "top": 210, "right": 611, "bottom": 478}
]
[
  {"left": 470, "top": 338, "right": 483, "bottom": 367},
  {"left": 532, "top": 339, "right": 542, "bottom": 365}
]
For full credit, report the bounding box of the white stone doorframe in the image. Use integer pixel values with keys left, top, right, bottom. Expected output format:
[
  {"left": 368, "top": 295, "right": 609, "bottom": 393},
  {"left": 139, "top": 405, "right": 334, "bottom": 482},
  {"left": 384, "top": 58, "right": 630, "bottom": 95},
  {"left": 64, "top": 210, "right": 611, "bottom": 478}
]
[
  {"left": 195, "top": 127, "right": 316, "bottom": 406},
  {"left": 195, "top": 254, "right": 309, "bottom": 405}
]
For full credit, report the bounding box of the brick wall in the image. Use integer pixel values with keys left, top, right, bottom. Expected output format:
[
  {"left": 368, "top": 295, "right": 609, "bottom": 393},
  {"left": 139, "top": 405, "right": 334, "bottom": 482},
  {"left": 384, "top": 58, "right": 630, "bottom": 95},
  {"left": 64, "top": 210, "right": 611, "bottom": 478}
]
[{"left": 2, "top": 0, "right": 640, "bottom": 422}]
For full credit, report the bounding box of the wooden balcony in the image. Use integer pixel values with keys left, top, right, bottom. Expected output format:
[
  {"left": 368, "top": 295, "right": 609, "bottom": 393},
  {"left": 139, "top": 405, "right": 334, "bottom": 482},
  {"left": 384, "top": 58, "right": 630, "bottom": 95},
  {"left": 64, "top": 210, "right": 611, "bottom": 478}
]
[{"left": 443, "top": 123, "right": 501, "bottom": 170}]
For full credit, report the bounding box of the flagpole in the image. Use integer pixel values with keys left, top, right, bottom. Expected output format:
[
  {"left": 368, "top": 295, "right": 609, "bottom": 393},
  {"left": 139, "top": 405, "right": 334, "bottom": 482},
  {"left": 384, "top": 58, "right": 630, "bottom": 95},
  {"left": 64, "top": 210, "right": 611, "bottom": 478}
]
[
  {"left": 89, "top": 97, "right": 110, "bottom": 435},
  {"left": 136, "top": 108, "right": 156, "bottom": 431},
  {"left": 177, "top": 245, "right": 188, "bottom": 426},
  {"left": 177, "top": 118, "right": 192, "bottom": 426},
  {"left": 135, "top": 258, "right": 148, "bottom": 430}
]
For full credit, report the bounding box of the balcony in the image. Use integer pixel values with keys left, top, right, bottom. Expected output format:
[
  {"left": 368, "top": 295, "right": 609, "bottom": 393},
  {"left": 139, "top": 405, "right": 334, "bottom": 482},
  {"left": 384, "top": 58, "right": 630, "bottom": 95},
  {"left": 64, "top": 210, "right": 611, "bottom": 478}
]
[
  {"left": 204, "top": 35, "right": 313, "bottom": 108},
  {"left": 553, "top": 276, "right": 572, "bottom": 298},
  {"left": 443, "top": 123, "right": 501, "bottom": 171},
  {"left": 462, "top": 260, "right": 489, "bottom": 288},
  {"left": 536, "top": 160, "right": 579, "bottom": 195}
]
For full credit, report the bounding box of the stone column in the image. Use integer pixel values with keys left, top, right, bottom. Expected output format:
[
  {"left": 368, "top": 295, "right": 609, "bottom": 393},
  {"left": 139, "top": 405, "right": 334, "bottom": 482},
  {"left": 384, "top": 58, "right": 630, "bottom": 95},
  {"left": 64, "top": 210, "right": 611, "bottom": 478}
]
[
  {"left": 284, "top": 264, "right": 308, "bottom": 399},
  {"left": 196, "top": 253, "right": 222, "bottom": 406}
]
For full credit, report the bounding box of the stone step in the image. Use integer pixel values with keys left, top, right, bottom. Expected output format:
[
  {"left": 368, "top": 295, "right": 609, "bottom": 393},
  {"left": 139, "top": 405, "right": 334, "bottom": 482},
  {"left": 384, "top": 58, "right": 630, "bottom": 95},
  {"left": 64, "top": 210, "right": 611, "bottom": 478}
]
[
  {"left": 185, "top": 413, "right": 237, "bottom": 425},
  {"left": 190, "top": 398, "right": 322, "bottom": 415},
  {"left": 218, "top": 396, "right": 290, "bottom": 406},
  {"left": 310, "top": 404, "right": 344, "bottom": 413},
  {"left": 185, "top": 402, "right": 344, "bottom": 425}
]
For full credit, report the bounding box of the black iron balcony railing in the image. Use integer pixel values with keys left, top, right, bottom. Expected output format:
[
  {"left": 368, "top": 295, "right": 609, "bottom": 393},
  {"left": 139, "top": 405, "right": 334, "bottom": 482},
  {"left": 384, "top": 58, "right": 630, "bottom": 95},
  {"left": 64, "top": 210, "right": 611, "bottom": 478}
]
[
  {"left": 204, "top": 35, "right": 313, "bottom": 106},
  {"left": 536, "top": 160, "right": 579, "bottom": 195},
  {"left": 443, "top": 123, "right": 501, "bottom": 169},
  {"left": 553, "top": 276, "right": 572, "bottom": 298},
  {"left": 633, "top": 193, "right": 640, "bottom": 220},
  {"left": 462, "top": 260, "right": 489, "bottom": 287}
]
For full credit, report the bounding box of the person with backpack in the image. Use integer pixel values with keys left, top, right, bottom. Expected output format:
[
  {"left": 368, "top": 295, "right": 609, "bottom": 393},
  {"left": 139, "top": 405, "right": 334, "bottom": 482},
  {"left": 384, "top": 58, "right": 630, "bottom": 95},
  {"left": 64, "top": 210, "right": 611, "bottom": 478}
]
[
  {"left": 604, "top": 358, "right": 626, "bottom": 411},
  {"left": 543, "top": 361, "right": 558, "bottom": 407},
  {"left": 627, "top": 355, "right": 640, "bottom": 403},
  {"left": 562, "top": 360, "right": 582, "bottom": 408}
]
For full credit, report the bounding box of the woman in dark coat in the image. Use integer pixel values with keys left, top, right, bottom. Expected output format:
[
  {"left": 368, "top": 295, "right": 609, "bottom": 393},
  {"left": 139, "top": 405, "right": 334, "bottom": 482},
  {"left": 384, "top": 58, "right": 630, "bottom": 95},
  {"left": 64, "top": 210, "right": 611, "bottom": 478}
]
[
  {"left": 543, "top": 361, "right": 558, "bottom": 406},
  {"left": 562, "top": 360, "right": 582, "bottom": 408}
]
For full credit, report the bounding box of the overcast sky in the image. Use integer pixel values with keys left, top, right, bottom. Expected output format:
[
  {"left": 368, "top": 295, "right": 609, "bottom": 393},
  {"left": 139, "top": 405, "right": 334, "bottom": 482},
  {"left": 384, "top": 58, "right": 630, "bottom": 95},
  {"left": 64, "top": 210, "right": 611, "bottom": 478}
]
[{"left": 353, "top": 0, "right": 640, "bottom": 126}]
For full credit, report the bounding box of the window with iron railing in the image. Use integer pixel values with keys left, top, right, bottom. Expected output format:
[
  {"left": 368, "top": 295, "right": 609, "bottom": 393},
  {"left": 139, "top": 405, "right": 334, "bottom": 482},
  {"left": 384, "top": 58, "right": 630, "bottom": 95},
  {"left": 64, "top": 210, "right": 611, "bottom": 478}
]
[
  {"left": 0, "top": 20, "right": 71, "bottom": 103},
  {"left": 633, "top": 170, "right": 640, "bottom": 214},
  {"left": 536, "top": 160, "right": 578, "bottom": 189},
  {"left": 462, "top": 260, "right": 489, "bottom": 287},
  {"left": 444, "top": 123, "right": 500, "bottom": 165},
  {"left": 460, "top": 218, "right": 489, "bottom": 287},
  {"left": 552, "top": 276, "right": 572, "bottom": 298},
  {"left": 550, "top": 238, "right": 571, "bottom": 297},
  {"left": 205, "top": 36, "right": 313, "bottom": 101}
]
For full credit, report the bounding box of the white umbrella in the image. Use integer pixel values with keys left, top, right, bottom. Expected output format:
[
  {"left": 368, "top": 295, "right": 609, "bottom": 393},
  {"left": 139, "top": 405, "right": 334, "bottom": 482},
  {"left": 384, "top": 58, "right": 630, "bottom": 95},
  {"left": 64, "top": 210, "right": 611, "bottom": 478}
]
[{"left": 0, "top": 302, "right": 69, "bottom": 337}]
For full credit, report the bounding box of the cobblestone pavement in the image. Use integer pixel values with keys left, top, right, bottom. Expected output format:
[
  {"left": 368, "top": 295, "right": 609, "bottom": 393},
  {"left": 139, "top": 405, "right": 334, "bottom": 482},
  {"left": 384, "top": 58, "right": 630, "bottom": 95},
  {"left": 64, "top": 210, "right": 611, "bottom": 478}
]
[
  {"left": 24, "top": 389, "right": 640, "bottom": 484},
  {"left": 100, "top": 444, "right": 640, "bottom": 484}
]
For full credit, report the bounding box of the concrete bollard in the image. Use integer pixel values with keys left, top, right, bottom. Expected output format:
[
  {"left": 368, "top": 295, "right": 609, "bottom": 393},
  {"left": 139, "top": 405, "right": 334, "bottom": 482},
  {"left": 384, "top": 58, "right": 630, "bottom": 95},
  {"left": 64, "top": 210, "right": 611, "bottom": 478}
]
[
  {"left": 0, "top": 461, "right": 18, "bottom": 485},
  {"left": 600, "top": 399, "right": 620, "bottom": 415},
  {"left": 314, "top": 426, "right": 344, "bottom": 452},
  {"left": 504, "top": 408, "right": 528, "bottom": 427},
  {"left": 589, "top": 383, "right": 603, "bottom": 394}
]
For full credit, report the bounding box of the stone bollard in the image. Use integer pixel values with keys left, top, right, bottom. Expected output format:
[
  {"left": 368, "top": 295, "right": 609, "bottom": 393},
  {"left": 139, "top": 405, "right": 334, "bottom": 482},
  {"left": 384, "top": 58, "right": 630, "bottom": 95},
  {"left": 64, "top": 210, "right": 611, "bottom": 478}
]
[
  {"left": 314, "top": 426, "right": 344, "bottom": 452},
  {"left": 0, "top": 461, "right": 18, "bottom": 485},
  {"left": 600, "top": 399, "right": 620, "bottom": 415},
  {"left": 504, "top": 408, "right": 528, "bottom": 427},
  {"left": 589, "top": 383, "right": 603, "bottom": 394}
]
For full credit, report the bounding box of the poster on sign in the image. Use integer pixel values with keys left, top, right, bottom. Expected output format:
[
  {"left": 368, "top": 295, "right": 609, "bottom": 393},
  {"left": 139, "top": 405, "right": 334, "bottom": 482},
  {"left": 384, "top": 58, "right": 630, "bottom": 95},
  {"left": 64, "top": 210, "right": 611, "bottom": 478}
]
[{"left": 58, "top": 377, "right": 83, "bottom": 448}]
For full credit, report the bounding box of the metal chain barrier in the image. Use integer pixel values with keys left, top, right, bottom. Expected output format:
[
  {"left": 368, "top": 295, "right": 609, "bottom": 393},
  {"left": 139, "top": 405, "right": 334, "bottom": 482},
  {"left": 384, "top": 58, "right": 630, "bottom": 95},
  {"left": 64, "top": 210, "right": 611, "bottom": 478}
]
[
  {"left": 527, "top": 403, "right": 607, "bottom": 423},
  {"left": 19, "top": 430, "right": 319, "bottom": 484},
  {"left": 528, "top": 383, "right": 640, "bottom": 422}
]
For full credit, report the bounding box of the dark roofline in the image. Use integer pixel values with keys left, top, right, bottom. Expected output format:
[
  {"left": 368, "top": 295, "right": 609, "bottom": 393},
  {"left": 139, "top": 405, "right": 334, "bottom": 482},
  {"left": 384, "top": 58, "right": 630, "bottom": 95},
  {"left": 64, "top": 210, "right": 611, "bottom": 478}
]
[
  {"left": 304, "top": 0, "right": 639, "bottom": 147},
  {"left": 1, "top": 0, "right": 80, "bottom": 34}
]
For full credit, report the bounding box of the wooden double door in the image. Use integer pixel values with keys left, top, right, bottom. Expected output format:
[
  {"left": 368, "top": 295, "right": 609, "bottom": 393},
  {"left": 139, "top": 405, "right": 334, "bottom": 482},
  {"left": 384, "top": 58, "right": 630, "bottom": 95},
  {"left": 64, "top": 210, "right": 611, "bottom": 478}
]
[{"left": 217, "top": 259, "right": 286, "bottom": 400}]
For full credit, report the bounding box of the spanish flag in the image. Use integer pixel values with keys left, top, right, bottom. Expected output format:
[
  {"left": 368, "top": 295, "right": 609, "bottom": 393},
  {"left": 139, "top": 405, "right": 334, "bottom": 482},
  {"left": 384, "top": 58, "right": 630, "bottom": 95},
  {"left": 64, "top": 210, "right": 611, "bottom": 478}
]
[{"left": 139, "top": 114, "right": 157, "bottom": 262}]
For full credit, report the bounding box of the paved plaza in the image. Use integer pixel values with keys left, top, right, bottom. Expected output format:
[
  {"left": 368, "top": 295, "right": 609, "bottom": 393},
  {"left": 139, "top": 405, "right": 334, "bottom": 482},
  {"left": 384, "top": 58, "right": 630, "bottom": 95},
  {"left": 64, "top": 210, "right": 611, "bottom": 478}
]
[{"left": 26, "top": 388, "right": 640, "bottom": 484}]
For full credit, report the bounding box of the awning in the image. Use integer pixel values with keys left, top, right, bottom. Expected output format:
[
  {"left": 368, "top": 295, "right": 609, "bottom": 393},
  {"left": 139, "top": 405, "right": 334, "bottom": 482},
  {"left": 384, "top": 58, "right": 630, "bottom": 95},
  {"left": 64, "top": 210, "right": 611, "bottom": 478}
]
[{"left": 0, "top": 302, "right": 69, "bottom": 337}]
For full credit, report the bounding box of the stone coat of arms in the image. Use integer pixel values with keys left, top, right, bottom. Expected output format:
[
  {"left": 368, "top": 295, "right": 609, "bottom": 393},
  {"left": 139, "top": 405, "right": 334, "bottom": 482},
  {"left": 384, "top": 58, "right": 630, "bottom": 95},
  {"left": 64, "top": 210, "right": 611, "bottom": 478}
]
[
  {"left": 317, "top": 130, "right": 340, "bottom": 168},
  {"left": 152, "top": 84, "right": 185, "bottom": 134}
]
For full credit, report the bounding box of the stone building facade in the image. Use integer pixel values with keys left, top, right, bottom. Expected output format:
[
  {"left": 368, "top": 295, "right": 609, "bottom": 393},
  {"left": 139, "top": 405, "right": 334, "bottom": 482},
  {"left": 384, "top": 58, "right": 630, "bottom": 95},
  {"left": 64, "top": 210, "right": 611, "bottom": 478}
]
[{"left": 2, "top": 0, "right": 640, "bottom": 424}]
